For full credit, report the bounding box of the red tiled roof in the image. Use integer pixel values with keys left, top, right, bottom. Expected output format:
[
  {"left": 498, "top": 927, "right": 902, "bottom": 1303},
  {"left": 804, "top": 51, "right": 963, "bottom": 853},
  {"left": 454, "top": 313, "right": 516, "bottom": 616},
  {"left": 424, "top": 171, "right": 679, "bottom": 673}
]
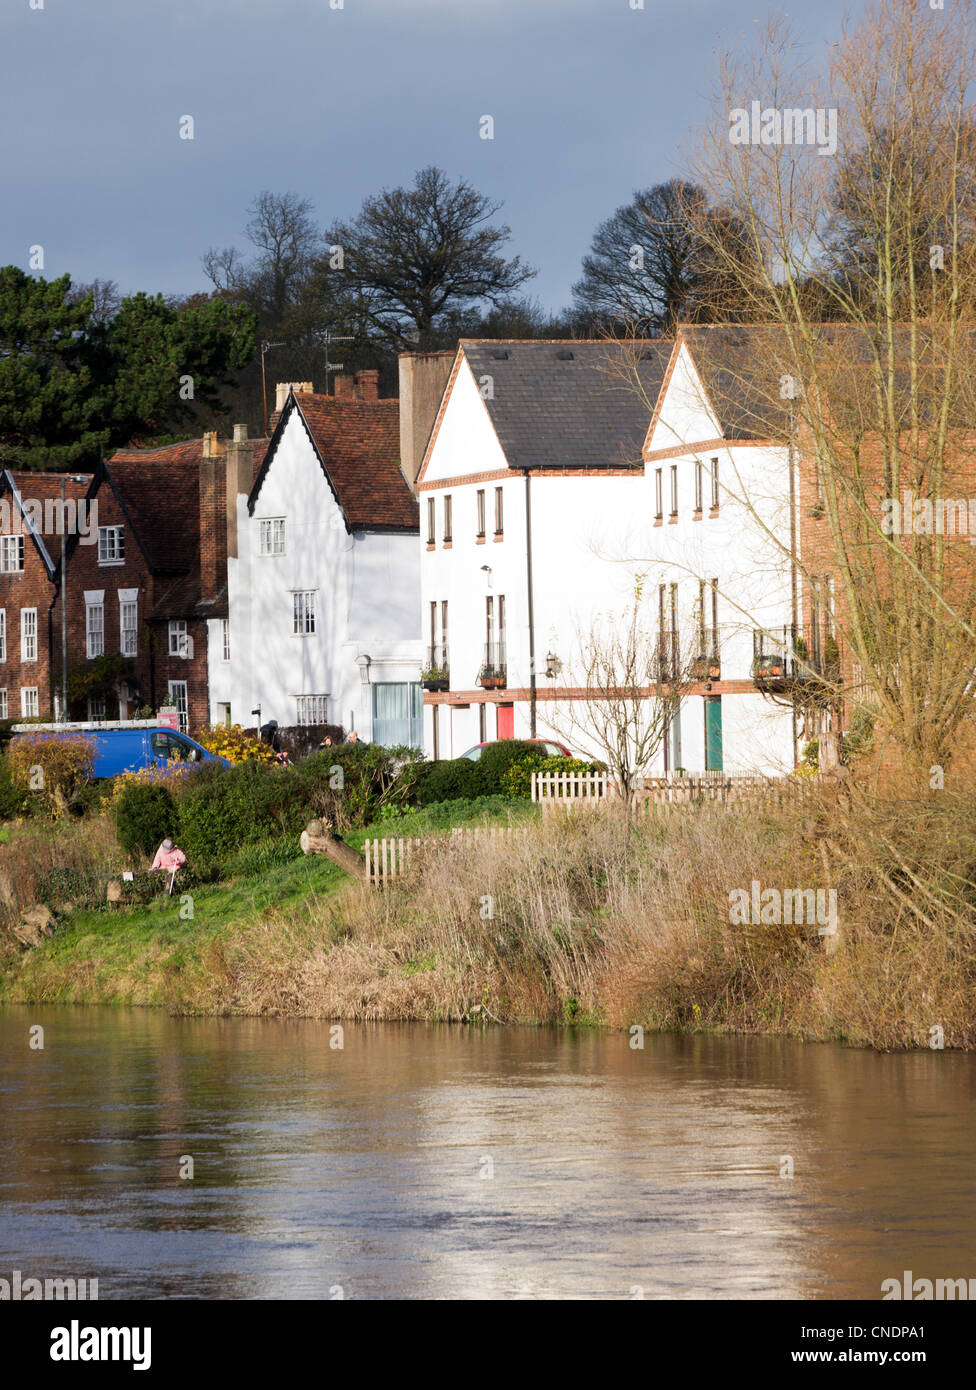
[
  {"left": 255, "top": 394, "right": 417, "bottom": 530},
  {"left": 108, "top": 436, "right": 271, "bottom": 574}
]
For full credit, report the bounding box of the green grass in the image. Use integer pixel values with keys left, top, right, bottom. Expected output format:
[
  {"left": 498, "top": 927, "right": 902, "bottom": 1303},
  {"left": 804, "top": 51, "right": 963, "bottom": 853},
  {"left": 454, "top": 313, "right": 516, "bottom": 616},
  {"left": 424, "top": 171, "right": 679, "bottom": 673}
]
[{"left": 0, "top": 795, "right": 538, "bottom": 1008}]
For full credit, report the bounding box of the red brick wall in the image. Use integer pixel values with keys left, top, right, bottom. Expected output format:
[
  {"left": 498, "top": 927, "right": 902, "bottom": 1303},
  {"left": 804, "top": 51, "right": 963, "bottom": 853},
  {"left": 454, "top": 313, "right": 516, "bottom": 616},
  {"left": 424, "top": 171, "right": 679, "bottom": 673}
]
[{"left": 0, "top": 535, "right": 57, "bottom": 719}]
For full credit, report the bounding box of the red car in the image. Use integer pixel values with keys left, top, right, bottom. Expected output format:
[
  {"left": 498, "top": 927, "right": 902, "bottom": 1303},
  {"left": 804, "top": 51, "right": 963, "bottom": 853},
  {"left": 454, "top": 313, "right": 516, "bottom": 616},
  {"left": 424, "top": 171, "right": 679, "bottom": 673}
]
[{"left": 458, "top": 738, "right": 573, "bottom": 761}]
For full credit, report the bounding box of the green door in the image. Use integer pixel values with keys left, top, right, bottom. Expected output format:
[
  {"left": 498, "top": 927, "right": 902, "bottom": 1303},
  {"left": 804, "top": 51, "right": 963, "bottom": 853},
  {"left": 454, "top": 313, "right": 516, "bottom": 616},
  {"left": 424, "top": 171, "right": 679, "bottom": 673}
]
[{"left": 704, "top": 696, "right": 723, "bottom": 771}]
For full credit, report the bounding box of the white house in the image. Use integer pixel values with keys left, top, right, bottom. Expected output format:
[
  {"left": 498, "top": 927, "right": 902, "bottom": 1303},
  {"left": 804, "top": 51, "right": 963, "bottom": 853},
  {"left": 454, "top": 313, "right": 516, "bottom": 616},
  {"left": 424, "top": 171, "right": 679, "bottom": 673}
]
[
  {"left": 414, "top": 336, "right": 800, "bottom": 773},
  {"left": 211, "top": 375, "right": 424, "bottom": 747}
]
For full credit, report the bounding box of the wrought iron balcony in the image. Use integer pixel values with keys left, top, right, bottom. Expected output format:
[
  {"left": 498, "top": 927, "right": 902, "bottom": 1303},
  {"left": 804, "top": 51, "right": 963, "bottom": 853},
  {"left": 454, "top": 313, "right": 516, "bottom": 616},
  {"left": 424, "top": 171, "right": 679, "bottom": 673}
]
[
  {"left": 479, "top": 640, "right": 507, "bottom": 688},
  {"left": 422, "top": 643, "right": 450, "bottom": 691}
]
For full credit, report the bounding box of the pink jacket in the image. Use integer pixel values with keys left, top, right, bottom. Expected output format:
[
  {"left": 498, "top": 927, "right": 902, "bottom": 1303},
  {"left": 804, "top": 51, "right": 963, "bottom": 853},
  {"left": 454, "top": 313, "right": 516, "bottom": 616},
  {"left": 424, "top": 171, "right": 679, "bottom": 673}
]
[{"left": 151, "top": 844, "right": 187, "bottom": 873}]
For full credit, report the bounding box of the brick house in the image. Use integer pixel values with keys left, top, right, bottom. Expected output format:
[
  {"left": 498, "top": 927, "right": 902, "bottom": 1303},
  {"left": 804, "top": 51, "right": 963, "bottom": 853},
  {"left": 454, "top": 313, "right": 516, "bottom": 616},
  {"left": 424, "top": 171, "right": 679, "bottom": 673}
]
[
  {"left": 0, "top": 469, "right": 92, "bottom": 720},
  {"left": 56, "top": 432, "right": 268, "bottom": 731}
]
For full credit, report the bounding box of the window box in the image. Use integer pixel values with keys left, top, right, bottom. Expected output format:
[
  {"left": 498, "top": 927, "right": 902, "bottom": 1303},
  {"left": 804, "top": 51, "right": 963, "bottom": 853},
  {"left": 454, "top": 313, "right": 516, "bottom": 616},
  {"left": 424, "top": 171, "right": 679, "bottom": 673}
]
[{"left": 421, "top": 669, "right": 449, "bottom": 692}]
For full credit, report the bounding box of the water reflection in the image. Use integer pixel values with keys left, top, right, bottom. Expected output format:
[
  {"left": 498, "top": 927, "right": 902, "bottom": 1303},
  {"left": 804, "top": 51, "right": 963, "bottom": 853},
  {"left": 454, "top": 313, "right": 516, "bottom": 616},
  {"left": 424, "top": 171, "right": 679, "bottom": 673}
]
[{"left": 0, "top": 1007, "right": 973, "bottom": 1299}]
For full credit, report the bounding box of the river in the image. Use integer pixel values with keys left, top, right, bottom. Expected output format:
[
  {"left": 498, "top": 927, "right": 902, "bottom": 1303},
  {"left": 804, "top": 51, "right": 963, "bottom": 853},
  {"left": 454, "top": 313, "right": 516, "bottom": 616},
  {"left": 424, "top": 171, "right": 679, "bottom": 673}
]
[{"left": 1, "top": 1006, "right": 973, "bottom": 1299}]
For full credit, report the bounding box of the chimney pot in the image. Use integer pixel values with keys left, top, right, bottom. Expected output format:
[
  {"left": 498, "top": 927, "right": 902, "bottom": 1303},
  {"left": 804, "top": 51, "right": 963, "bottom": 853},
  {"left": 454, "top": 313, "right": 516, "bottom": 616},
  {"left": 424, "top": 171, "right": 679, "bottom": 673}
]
[
  {"left": 233, "top": 423, "right": 248, "bottom": 442},
  {"left": 356, "top": 369, "right": 380, "bottom": 401}
]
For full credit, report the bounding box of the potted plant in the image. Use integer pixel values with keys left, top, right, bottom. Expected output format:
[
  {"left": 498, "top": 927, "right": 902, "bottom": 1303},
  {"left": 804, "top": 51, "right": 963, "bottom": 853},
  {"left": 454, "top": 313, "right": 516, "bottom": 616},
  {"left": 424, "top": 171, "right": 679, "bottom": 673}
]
[{"left": 421, "top": 667, "right": 449, "bottom": 692}]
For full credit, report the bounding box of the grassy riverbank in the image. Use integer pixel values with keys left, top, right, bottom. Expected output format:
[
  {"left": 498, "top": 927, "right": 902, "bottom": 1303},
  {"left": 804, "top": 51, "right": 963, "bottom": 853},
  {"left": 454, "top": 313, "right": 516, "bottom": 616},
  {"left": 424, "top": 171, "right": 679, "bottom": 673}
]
[{"left": 2, "top": 778, "right": 975, "bottom": 1050}]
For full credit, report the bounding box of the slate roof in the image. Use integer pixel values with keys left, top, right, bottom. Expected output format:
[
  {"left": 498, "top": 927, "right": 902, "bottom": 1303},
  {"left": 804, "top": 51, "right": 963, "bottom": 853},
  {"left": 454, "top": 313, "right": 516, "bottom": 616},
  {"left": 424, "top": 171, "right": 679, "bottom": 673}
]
[
  {"left": 250, "top": 391, "right": 417, "bottom": 531},
  {"left": 457, "top": 340, "right": 673, "bottom": 470}
]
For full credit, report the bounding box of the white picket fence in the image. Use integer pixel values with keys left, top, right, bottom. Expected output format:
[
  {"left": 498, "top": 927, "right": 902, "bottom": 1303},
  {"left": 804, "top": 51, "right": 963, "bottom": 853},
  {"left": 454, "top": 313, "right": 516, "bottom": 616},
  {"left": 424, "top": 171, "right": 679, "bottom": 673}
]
[
  {"left": 531, "top": 769, "right": 813, "bottom": 815},
  {"left": 363, "top": 824, "right": 525, "bottom": 887}
]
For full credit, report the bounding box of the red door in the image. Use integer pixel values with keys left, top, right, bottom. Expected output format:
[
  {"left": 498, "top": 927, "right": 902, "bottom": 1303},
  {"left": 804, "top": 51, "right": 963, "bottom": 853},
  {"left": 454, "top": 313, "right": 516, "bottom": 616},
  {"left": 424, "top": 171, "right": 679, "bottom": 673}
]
[{"left": 496, "top": 704, "right": 514, "bottom": 739}]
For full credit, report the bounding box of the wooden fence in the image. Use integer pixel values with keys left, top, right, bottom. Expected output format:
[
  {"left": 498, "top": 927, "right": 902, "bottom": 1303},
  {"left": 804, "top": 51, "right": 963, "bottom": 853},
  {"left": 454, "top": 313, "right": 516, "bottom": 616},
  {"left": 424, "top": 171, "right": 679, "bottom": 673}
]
[
  {"left": 363, "top": 824, "right": 526, "bottom": 886},
  {"left": 531, "top": 769, "right": 813, "bottom": 815}
]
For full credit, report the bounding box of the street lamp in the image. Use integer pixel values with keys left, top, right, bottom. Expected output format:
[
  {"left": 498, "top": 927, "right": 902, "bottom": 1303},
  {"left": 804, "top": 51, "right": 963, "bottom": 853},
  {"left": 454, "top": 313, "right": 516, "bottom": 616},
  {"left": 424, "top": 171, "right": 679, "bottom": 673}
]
[{"left": 60, "top": 473, "right": 90, "bottom": 723}]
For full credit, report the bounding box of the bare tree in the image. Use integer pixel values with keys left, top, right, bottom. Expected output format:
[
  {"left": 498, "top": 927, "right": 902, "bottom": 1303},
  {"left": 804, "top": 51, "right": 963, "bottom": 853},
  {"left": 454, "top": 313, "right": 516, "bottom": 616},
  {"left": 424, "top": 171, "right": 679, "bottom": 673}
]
[
  {"left": 670, "top": 0, "right": 976, "bottom": 776},
  {"left": 320, "top": 166, "right": 535, "bottom": 350},
  {"left": 542, "top": 599, "right": 695, "bottom": 802}
]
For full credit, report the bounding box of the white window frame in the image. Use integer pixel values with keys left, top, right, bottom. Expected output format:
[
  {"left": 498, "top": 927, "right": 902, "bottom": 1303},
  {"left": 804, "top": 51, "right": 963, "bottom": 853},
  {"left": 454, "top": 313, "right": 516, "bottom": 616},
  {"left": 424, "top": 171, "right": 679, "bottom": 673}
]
[
  {"left": 710, "top": 456, "right": 720, "bottom": 509},
  {"left": 670, "top": 464, "right": 678, "bottom": 517},
  {"left": 97, "top": 526, "right": 125, "bottom": 565},
  {"left": 168, "top": 619, "right": 188, "bottom": 657},
  {"left": 1, "top": 535, "right": 24, "bottom": 573},
  {"left": 21, "top": 687, "right": 38, "bottom": 718},
  {"left": 293, "top": 591, "right": 316, "bottom": 636},
  {"left": 168, "top": 679, "right": 189, "bottom": 733},
  {"left": 20, "top": 608, "right": 37, "bottom": 663},
  {"left": 221, "top": 617, "right": 230, "bottom": 662},
  {"left": 85, "top": 596, "right": 105, "bottom": 659},
  {"left": 258, "top": 518, "right": 286, "bottom": 556},
  {"left": 0, "top": 688, "right": 7, "bottom": 719},
  {"left": 119, "top": 589, "right": 139, "bottom": 657},
  {"left": 654, "top": 468, "right": 663, "bottom": 520},
  {"left": 0, "top": 608, "right": 5, "bottom": 663},
  {"left": 87, "top": 693, "right": 106, "bottom": 722},
  {"left": 296, "top": 694, "right": 329, "bottom": 726}
]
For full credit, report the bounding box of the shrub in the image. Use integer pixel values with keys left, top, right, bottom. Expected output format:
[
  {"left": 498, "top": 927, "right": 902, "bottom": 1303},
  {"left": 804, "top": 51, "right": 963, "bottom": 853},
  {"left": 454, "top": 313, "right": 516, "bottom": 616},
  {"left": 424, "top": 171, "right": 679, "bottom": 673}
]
[
  {"left": 473, "top": 740, "right": 543, "bottom": 793},
  {"left": 6, "top": 734, "right": 96, "bottom": 818},
  {"left": 115, "top": 781, "right": 179, "bottom": 858},
  {"left": 412, "top": 757, "right": 484, "bottom": 805},
  {"left": 0, "top": 757, "right": 27, "bottom": 821},
  {"left": 192, "top": 723, "right": 276, "bottom": 765}
]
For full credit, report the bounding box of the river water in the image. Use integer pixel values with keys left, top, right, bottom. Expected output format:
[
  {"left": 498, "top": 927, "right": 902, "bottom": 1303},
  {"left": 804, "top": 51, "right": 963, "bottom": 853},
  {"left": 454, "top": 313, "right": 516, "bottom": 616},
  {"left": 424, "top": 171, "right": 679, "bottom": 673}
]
[{"left": 0, "top": 1005, "right": 973, "bottom": 1300}]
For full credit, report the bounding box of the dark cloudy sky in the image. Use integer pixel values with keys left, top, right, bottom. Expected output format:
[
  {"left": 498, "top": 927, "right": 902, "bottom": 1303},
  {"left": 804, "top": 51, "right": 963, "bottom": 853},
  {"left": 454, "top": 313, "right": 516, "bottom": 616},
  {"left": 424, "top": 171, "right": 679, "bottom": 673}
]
[{"left": 2, "top": 0, "right": 850, "bottom": 312}]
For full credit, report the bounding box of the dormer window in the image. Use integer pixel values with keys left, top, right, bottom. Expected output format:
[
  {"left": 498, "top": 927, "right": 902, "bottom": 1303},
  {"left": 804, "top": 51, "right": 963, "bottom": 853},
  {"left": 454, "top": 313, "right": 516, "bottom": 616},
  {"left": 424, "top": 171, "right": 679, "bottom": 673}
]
[{"left": 98, "top": 526, "right": 124, "bottom": 565}]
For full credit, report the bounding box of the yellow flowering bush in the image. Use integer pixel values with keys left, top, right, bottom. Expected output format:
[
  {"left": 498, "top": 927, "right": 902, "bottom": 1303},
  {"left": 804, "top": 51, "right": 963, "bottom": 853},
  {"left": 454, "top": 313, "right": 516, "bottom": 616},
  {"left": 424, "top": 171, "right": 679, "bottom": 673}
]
[{"left": 192, "top": 723, "right": 276, "bottom": 765}]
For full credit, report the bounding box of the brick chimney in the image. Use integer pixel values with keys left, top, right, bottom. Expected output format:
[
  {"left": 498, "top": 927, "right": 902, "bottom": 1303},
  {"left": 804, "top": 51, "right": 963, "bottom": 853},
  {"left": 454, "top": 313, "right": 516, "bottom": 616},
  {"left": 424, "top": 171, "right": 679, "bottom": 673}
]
[
  {"left": 355, "top": 369, "right": 380, "bottom": 401},
  {"left": 199, "top": 430, "right": 227, "bottom": 602},
  {"left": 225, "top": 423, "right": 254, "bottom": 560},
  {"left": 333, "top": 373, "right": 355, "bottom": 399}
]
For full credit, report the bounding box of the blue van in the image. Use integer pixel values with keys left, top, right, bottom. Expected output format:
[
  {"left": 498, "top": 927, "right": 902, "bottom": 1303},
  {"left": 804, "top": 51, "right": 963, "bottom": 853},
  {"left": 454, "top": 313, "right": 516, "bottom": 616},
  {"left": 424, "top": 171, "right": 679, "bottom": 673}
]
[{"left": 9, "top": 724, "right": 230, "bottom": 779}]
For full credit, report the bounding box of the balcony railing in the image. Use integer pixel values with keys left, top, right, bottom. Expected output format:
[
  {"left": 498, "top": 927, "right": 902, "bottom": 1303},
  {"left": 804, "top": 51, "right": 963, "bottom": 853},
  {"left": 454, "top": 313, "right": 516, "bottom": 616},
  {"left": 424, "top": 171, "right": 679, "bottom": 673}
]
[
  {"left": 422, "top": 643, "right": 450, "bottom": 691},
  {"left": 655, "top": 631, "right": 680, "bottom": 683},
  {"left": 479, "top": 640, "right": 507, "bottom": 688},
  {"left": 689, "top": 626, "right": 721, "bottom": 678},
  {"left": 752, "top": 624, "right": 841, "bottom": 695}
]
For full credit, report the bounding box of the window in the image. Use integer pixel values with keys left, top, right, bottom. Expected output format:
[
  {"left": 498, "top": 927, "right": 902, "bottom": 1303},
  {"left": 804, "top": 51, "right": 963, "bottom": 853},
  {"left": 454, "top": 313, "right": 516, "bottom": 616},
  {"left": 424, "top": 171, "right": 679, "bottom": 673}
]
[
  {"left": 120, "top": 600, "right": 139, "bottom": 658},
  {"left": 478, "top": 702, "right": 487, "bottom": 741},
  {"left": 654, "top": 469, "right": 663, "bottom": 520},
  {"left": 443, "top": 494, "right": 452, "bottom": 543},
  {"left": 216, "top": 702, "right": 232, "bottom": 726},
  {"left": 168, "top": 619, "right": 188, "bottom": 657},
  {"left": 0, "top": 689, "right": 6, "bottom": 719},
  {"left": 20, "top": 608, "right": 36, "bottom": 663},
  {"left": 167, "top": 679, "right": 188, "bottom": 733},
  {"left": 259, "top": 518, "right": 285, "bottom": 556},
  {"left": 710, "top": 457, "right": 720, "bottom": 509},
  {"left": 21, "top": 687, "right": 38, "bottom": 718},
  {"left": 0, "top": 609, "right": 5, "bottom": 663},
  {"left": 372, "top": 683, "right": 423, "bottom": 749},
  {"left": 1, "top": 536, "right": 24, "bottom": 572},
  {"left": 221, "top": 618, "right": 230, "bottom": 661},
  {"left": 87, "top": 694, "right": 106, "bottom": 722},
  {"left": 476, "top": 489, "right": 486, "bottom": 537},
  {"left": 494, "top": 487, "right": 504, "bottom": 535},
  {"left": 97, "top": 526, "right": 124, "bottom": 565},
  {"left": 426, "top": 497, "right": 436, "bottom": 544},
  {"left": 86, "top": 601, "right": 104, "bottom": 659},
  {"left": 670, "top": 465, "right": 678, "bottom": 517},
  {"left": 293, "top": 591, "right": 316, "bottom": 635},
  {"left": 297, "top": 694, "right": 329, "bottom": 726},
  {"left": 694, "top": 460, "right": 703, "bottom": 511}
]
